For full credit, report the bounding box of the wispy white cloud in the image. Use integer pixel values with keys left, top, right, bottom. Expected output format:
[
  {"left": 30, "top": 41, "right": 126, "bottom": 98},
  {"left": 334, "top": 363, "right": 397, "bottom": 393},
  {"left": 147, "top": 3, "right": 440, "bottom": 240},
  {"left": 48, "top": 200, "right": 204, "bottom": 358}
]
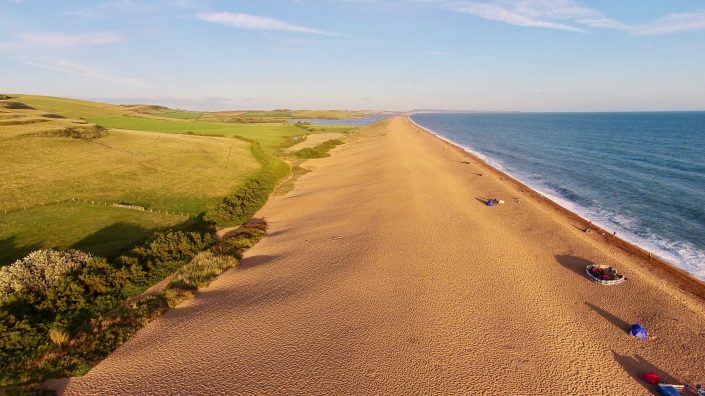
[
  {"left": 437, "top": 0, "right": 628, "bottom": 33},
  {"left": 66, "top": 0, "right": 153, "bottom": 17},
  {"left": 230, "top": 61, "right": 311, "bottom": 68},
  {"left": 426, "top": 0, "right": 705, "bottom": 36},
  {"left": 66, "top": 0, "right": 201, "bottom": 18},
  {"left": 12, "top": 32, "right": 124, "bottom": 48},
  {"left": 22, "top": 58, "right": 142, "bottom": 86},
  {"left": 633, "top": 10, "right": 705, "bottom": 36},
  {"left": 196, "top": 12, "right": 335, "bottom": 35}
]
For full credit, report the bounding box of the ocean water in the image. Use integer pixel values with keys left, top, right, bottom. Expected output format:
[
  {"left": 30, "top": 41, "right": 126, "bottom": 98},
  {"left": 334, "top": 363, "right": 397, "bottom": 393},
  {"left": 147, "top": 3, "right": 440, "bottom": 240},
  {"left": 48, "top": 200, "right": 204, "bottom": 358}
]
[
  {"left": 410, "top": 112, "right": 705, "bottom": 281},
  {"left": 291, "top": 113, "right": 391, "bottom": 125}
]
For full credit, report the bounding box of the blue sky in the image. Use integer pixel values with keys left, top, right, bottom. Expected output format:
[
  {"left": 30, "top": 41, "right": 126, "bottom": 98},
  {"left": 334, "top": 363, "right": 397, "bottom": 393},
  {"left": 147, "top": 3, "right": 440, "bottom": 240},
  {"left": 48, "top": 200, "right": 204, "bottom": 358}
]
[{"left": 1, "top": 0, "right": 705, "bottom": 111}]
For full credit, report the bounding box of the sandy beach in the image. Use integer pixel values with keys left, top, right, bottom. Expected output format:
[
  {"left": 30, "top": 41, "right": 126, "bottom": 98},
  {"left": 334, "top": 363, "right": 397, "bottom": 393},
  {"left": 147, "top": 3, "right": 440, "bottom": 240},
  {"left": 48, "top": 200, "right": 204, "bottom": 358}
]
[{"left": 55, "top": 116, "right": 705, "bottom": 395}]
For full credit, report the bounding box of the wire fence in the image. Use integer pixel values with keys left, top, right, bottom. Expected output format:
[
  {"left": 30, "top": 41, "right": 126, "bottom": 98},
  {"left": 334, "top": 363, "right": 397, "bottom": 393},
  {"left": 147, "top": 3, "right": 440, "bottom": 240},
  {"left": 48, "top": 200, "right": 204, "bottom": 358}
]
[{"left": 0, "top": 198, "right": 193, "bottom": 218}]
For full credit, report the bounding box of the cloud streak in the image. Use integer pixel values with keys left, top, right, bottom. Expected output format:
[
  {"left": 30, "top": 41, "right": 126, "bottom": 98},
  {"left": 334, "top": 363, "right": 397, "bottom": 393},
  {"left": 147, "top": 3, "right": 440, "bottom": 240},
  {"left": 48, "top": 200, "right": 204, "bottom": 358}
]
[
  {"left": 13, "top": 32, "right": 124, "bottom": 48},
  {"left": 66, "top": 0, "right": 201, "bottom": 18},
  {"left": 438, "top": 0, "right": 628, "bottom": 33},
  {"left": 22, "top": 58, "right": 142, "bottom": 86},
  {"left": 633, "top": 10, "right": 705, "bottom": 36},
  {"left": 428, "top": 0, "right": 705, "bottom": 36},
  {"left": 196, "top": 12, "right": 334, "bottom": 35}
]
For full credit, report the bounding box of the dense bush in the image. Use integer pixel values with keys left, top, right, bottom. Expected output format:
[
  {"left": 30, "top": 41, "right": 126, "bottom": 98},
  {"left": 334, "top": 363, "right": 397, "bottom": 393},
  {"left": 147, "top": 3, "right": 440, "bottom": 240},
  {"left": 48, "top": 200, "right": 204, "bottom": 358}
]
[
  {"left": 212, "top": 221, "right": 268, "bottom": 259},
  {"left": 0, "top": 255, "right": 131, "bottom": 384},
  {"left": 169, "top": 252, "right": 237, "bottom": 291},
  {"left": 0, "top": 229, "right": 214, "bottom": 385},
  {"left": 0, "top": 249, "right": 94, "bottom": 298},
  {"left": 47, "top": 124, "right": 106, "bottom": 139},
  {"left": 116, "top": 230, "right": 214, "bottom": 289},
  {"left": 2, "top": 101, "right": 34, "bottom": 110},
  {"left": 206, "top": 141, "right": 288, "bottom": 227},
  {"left": 295, "top": 139, "right": 344, "bottom": 159},
  {"left": 41, "top": 113, "right": 65, "bottom": 119}
]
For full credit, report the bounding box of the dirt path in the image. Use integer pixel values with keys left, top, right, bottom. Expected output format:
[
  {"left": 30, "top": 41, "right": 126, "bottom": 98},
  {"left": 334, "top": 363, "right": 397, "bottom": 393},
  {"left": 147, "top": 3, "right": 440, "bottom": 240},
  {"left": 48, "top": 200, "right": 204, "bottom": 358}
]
[{"left": 56, "top": 117, "right": 705, "bottom": 395}]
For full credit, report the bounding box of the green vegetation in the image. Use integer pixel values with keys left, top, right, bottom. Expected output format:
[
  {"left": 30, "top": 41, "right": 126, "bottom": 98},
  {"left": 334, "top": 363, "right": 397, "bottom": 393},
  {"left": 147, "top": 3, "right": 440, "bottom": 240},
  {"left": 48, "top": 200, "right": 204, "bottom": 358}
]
[
  {"left": 0, "top": 229, "right": 212, "bottom": 385},
  {"left": 163, "top": 253, "right": 236, "bottom": 306},
  {"left": 212, "top": 220, "right": 268, "bottom": 259},
  {"left": 121, "top": 104, "right": 205, "bottom": 120},
  {"left": 164, "top": 220, "right": 267, "bottom": 308},
  {"left": 88, "top": 115, "right": 304, "bottom": 149},
  {"left": 0, "top": 219, "right": 268, "bottom": 388},
  {"left": 2, "top": 102, "right": 34, "bottom": 110},
  {"left": 205, "top": 139, "right": 289, "bottom": 227},
  {"left": 1, "top": 127, "right": 256, "bottom": 214},
  {"left": 12, "top": 95, "right": 127, "bottom": 119},
  {"left": 294, "top": 139, "right": 345, "bottom": 159},
  {"left": 290, "top": 109, "right": 375, "bottom": 120},
  {"left": 212, "top": 109, "right": 378, "bottom": 124},
  {"left": 0, "top": 204, "right": 185, "bottom": 264},
  {"left": 0, "top": 115, "right": 256, "bottom": 260}
]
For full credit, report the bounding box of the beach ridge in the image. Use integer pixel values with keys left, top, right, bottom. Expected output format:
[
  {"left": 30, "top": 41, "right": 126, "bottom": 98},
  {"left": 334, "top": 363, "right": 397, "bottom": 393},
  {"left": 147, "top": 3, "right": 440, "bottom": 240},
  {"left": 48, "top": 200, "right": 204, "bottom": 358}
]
[{"left": 57, "top": 116, "right": 705, "bottom": 394}]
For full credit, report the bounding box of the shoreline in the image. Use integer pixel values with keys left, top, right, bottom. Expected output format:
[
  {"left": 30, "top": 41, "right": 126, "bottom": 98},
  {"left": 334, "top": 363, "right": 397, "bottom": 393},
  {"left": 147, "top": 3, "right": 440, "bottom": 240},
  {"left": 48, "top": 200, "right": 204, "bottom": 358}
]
[{"left": 406, "top": 115, "right": 705, "bottom": 300}]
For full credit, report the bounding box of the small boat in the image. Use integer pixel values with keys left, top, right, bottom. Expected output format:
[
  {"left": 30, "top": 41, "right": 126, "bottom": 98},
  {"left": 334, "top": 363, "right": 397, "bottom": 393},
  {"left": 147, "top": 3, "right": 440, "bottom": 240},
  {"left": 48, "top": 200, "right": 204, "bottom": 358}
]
[{"left": 586, "top": 264, "right": 625, "bottom": 285}]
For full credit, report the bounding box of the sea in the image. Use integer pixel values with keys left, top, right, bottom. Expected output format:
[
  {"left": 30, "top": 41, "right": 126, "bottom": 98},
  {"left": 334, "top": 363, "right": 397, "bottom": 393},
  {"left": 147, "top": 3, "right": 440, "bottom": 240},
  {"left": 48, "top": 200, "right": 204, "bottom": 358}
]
[{"left": 410, "top": 112, "right": 705, "bottom": 281}]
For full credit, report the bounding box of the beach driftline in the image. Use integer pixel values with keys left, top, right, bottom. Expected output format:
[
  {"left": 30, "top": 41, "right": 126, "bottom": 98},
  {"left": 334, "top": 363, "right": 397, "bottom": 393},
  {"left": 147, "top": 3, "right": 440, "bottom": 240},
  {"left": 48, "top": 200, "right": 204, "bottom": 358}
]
[{"left": 54, "top": 116, "right": 705, "bottom": 395}]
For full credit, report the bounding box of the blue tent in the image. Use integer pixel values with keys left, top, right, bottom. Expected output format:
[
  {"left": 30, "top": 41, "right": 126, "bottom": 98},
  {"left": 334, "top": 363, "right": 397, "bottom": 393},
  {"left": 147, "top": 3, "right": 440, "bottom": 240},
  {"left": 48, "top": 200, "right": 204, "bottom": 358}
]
[
  {"left": 630, "top": 324, "right": 648, "bottom": 340},
  {"left": 656, "top": 385, "right": 681, "bottom": 396}
]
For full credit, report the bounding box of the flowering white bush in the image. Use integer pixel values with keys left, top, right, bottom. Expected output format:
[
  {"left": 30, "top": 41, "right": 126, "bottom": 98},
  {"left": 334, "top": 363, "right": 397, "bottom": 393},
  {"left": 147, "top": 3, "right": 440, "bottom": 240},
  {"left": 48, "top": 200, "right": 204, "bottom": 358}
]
[{"left": 0, "top": 249, "right": 94, "bottom": 298}]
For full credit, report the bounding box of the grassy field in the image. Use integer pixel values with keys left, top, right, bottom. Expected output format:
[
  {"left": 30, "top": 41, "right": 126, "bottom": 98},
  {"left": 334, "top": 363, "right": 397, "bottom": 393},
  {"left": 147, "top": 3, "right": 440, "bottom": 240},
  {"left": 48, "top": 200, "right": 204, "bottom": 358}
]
[
  {"left": 0, "top": 204, "right": 185, "bottom": 263},
  {"left": 121, "top": 104, "right": 205, "bottom": 120},
  {"left": 1, "top": 94, "right": 361, "bottom": 265},
  {"left": 0, "top": 97, "right": 262, "bottom": 264},
  {"left": 1, "top": 127, "right": 257, "bottom": 213},
  {"left": 211, "top": 109, "right": 379, "bottom": 123},
  {"left": 87, "top": 116, "right": 304, "bottom": 150},
  {"left": 11, "top": 94, "right": 127, "bottom": 119}
]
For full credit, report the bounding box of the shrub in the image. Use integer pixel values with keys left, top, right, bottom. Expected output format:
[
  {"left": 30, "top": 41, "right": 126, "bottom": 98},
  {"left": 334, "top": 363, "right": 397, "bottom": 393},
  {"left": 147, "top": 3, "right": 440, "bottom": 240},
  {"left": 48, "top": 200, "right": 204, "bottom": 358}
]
[
  {"left": 121, "top": 230, "right": 214, "bottom": 274},
  {"left": 48, "top": 327, "right": 70, "bottom": 346},
  {"left": 161, "top": 287, "right": 193, "bottom": 308},
  {"left": 41, "top": 113, "right": 65, "bottom": 119},
  {"left": 48, "top": 124, "right": 106, "bottom": 139},
  {"left": 0, "top": 94, "right": 10, "bottom": 100},
  {"left": 206, "top": 141, "right": 288, "bottom": 227},
  {"left": 2, "top": 101, "right": 34, "bottom": 110},
  {"left": 0, "top": 249, "right": 94, "bottom": 298},
  {"left": 213, "top": 220, "right": 268, "bottom": 259},
  {"left": 294, "top": 139, "right": 344, "bottom": 159},
  {"left": 168, "top": 252, "right": 237, "bottom": 290},
  {"left": 0, "top": 230, "right": 211, "bottom": 385}
]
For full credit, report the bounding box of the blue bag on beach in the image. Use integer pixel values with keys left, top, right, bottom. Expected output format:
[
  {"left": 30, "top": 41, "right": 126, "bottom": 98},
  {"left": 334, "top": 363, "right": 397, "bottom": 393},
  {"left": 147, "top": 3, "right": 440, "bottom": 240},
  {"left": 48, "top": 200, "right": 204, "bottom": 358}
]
[
  {"left": 630, "top": 324, "right": 648, "bottom": 340},
  {"left": 656, "top": 385, "right": 681, "bottom": 396}
]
